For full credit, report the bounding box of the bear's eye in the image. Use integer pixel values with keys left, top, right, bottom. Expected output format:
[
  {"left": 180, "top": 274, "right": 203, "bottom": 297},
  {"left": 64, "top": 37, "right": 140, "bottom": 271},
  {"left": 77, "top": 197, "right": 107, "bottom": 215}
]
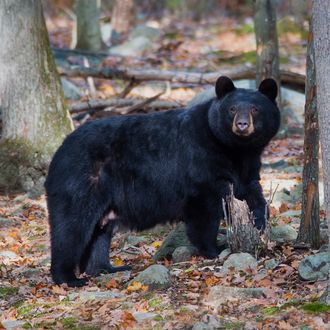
[
  {"left": 229, "top": 107, "right": 237, "bottom": 115},
  {"left": 251, "top": 107, "right": 258, "bottom": 115}
]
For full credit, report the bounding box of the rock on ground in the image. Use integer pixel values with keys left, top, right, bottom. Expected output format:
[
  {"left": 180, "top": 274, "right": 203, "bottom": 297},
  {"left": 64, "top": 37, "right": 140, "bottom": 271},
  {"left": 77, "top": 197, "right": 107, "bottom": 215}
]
[
  {"left": 270, "top": 224, "right": 298, "bottom": 243},
  {"left": 204, "top": 285, "right": 266, "bottom": 308},
  {"left": 298, "top": 252, "right": 330, "bottom": 281},
  {"left": 172, "top": 246, "right": 198, "bottom": 263},
  {"left": 154, "top": 222, "right": 227, "bottom": 261},
  {"left": 221, "top": 253, "right": 258, "bottom": 275},
  {"left": 129, "top": 264, "right": 171, "bottom": 290},
  {"left": 192, "top": 322, "right": 214, "bottom": 330},
  {"left": 153, "top": 223, "right": 191, "bottom": 261},
  {"left": 68, "top": 290, "right": 124, "bottom": 301}
]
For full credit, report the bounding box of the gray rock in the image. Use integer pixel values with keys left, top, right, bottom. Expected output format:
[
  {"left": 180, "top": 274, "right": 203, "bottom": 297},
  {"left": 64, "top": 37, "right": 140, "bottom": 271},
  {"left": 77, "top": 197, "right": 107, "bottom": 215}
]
[
  {"left": 109, "top": 36, "right": 152, "bottom": 56},
  {"left": 298, "top": 252, "right": 330, "bottom": 281},
  {"left": 126, "top": 235, "right": 147, "bottom": 246},
  {"left": 133, "top": 312, "right": 157, "bottom": 323},
  {"left": 172, "top": 246, "right": 198, "bottom": 263},
  {"left": 264, "top": 258, "right": 279, "bottom": 270},
  {"left": 61, "top": 78, "right": 83, "bottom": 100},
  {"left": 192, "top": 322, "right": 214, "bottom": 330},
  {"left": 204, "top": 285, "right": 265, "bottom": 308},
  {"left": 0, "top": 251, "right": 19, "bottom": 260},
  {"left": 221, "top": 253, "right": 258, "bottom": 274},
  {"left": 129, "top": 264, "right": 171, "bottom": 290},
  {"left": 154, "top": 223, "right": 226, "bottom": 261},
  {"left": 96, "top": 270, "right": 131, "bottom": 287},
  {"left": 68, "top": 290, "right": 124, "bottom": 301},
  {"left": 1, "top": 320, "right": 26, "bottom": 330},
  {"left": 271, "top": 225, "right": 298, "bottom": 243},
  {"left": 154, "top": 223, "right": 191, "bottom": 261},
  {"left": 129, "top": 25, "right": 161, "bottom": 41},
  {"left": 218, "top": 248, "right": 231, "bottom": 260}
]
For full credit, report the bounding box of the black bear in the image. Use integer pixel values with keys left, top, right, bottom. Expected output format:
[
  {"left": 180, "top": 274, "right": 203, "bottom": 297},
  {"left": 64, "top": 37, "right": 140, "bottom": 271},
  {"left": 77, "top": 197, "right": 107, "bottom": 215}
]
[{"left": 45, "top": 76, "right": 280, "bottom": 287}]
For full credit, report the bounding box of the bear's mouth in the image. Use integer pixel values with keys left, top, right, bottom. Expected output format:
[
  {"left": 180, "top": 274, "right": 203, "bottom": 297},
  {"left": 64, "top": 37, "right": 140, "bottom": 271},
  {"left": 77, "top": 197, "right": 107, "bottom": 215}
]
[{"left": 233, "top": 130, "right": 254, "bottom": 138}]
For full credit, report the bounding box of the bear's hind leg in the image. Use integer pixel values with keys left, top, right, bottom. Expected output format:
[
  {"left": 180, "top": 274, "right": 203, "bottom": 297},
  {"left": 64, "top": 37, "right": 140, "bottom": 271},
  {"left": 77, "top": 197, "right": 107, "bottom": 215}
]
[
  {"left": 80, "top": 221, "right": 131, "bottom": 276},
  {"left": 50, "top": 221, "right": 90, "bottom": 287}
]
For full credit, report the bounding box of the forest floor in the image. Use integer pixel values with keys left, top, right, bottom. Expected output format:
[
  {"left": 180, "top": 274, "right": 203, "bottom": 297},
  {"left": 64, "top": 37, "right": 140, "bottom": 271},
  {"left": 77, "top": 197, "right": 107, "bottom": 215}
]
[{"left": 1, "top": 11, "right": 330, "bottom": 330}]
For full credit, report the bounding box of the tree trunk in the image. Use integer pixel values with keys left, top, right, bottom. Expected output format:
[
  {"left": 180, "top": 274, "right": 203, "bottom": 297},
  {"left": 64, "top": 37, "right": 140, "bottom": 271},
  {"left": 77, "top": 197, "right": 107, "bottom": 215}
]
[
  {"left": 111, "top": 0, "right": 134, "bottom": 35},
  {"left": 254, "top": 0, "right": 282, "bottom": 106},
  {"left": 297, "top": 22, "right": 320, "bottom": 249},
  {"left": 0, "top": 0, "right": 73, "bottom": 196},
  {"left": 313, "top": 1, "right": 330, "bottom": 248},
  {"left": 75, "top": 0, "right": 104, "bottom": 51}
]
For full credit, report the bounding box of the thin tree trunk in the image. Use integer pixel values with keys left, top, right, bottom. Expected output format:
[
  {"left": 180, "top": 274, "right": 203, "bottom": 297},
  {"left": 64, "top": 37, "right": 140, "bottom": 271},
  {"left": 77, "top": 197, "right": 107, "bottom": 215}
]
[
  {"left": 254, "top": 0, "right": 282, "bottom": 106},
  {"left": 111, "top": 0, "right": 134, "bottom": 35},
  {"left": 297, "top": 22, "right": 320, "bottom": 249},
  {"left": 75, "top": 0, "right": 104, "bottom": 51},
  {"left": 0, "top": 0, "right": 73, "bottom": 195},
  {"left": 313, "top": 1, "right": 330, "bottom": 248}
]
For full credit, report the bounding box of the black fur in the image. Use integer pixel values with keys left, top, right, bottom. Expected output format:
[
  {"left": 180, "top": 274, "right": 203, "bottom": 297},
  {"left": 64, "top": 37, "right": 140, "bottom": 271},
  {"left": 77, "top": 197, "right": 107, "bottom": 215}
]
[{"left": 45, "top": 76, "right": 280, "bottom": 287}]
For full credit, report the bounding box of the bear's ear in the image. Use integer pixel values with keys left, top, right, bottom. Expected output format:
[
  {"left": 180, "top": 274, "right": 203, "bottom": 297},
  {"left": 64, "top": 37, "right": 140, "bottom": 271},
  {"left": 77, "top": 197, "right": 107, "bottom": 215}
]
[
  {"left": 258, "top": 78, "right": 278, "bottom": 102},
  {"left": 215, "top": 76, "right": 236, "bottom": 99}
]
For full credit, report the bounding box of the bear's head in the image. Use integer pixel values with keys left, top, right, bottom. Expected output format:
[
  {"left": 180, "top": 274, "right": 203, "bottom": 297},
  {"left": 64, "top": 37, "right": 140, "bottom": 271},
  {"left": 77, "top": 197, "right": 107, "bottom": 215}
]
[{"left": 208, "top": 76, "right": 280, "bottom": 149}]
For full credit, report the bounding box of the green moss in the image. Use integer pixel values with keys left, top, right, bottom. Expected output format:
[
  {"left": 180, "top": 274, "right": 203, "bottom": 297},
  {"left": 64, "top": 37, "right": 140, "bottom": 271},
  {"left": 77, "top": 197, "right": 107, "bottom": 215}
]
[
  {"left": 17, "top": 305, "right": 35, "bottom": 317},
  {"left": 223, "top": 321, "right": 244, "bottom": 329},
  {"left": 148, "top": 297, "right": 163, "bottom": 308},
  {"left": 0, "top": 286, "right": 19, "bottom": 299},
  {"left": 35, "top": 320, "right": 57, "bottom": 329},
  {"left": 235, "top": 23, "right": 254, "bottom": 35},
  {"left": 280, "top": 56, "right": 289, "bottom": 64},
  {"left": 22, "top": 323, "right": 33, "bottom": 329},
  {"left": 302, "top": 302, "right": 330, "bottom": 313},
  {"left": 212, "top": 50, "right": 257, "bottom": 65},
  {"left": 0, "top": 139, "right": 48, "bottom": 194},
  {"left": 277, "top": 17, "right": 308, "bottom": 39},
  {"left": 153, "top": 315, "right": 164, "bottom": 321},
  {"left": 263, "top": 300, "right": 302, "bottom": 315},
  {"left": 263, "top": 306, "right": 280, "bottom": 315},
  {"left": 61, "top": 317, "right": 77, "bottom": 329}
]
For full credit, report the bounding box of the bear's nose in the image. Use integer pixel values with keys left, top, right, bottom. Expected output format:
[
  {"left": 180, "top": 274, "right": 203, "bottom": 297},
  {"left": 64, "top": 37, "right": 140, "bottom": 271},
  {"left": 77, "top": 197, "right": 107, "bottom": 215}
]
[{"left": 236, "top": 121, "right": 249, "bottom": 131}]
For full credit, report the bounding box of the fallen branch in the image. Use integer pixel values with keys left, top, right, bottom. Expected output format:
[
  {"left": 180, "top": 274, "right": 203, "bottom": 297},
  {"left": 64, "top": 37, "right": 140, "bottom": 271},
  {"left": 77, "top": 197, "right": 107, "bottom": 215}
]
[
  {"left": 59, "top": 65, "right": 305, "bottom": 91},
  {"left": 123, "top": 92, "right": 164, "bottom": 114},
  {"left": 70, "top": 98, "right": 180, "bottom": 114}
]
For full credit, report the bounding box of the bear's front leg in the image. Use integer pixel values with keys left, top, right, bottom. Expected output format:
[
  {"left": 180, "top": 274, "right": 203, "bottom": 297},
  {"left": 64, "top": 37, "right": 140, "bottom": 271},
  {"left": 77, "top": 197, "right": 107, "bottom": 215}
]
[
  {"left": 184, "top": 189, "right": 227, "bottom": 258},
  {"left": 243, "top": 180, "right": 268, "bottom": 229}
]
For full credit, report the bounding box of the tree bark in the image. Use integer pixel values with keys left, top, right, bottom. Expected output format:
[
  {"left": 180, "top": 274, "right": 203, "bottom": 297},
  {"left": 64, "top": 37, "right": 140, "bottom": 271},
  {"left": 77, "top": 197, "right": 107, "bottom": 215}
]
[
  {"left": 297, "top": 22, "right": 320, "bottom": 249},
  {"left": 313, "top": 1, "right": 330, "bottom": 248},
  {"left": 0, "top": 0, "right": 73, "bottom": 195},
  {"left": 111, "top": 0, "right": 134, "bottom": 35},
  {"left": 254, "top": 0, "right": 282, "bottom": 106},
  {"left": 75, "top": 0, "right": 104, "bottom": 51}
]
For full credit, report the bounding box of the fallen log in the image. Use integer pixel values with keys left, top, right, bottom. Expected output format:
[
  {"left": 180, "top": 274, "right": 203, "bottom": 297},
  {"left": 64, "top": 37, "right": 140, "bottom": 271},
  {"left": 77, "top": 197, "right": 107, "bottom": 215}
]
[
  {"left": 70, "top": 98, "right": 180, "bottom": 114},
  {"left": 59, "top": 65, "right": 305, "bottom": 91}
]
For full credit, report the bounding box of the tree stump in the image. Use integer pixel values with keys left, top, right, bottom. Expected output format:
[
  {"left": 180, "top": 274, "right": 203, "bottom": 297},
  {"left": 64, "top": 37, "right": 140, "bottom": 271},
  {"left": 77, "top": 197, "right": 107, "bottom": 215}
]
[{"left": 223, "top": 187, "right": 269, "bottom": 256}]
